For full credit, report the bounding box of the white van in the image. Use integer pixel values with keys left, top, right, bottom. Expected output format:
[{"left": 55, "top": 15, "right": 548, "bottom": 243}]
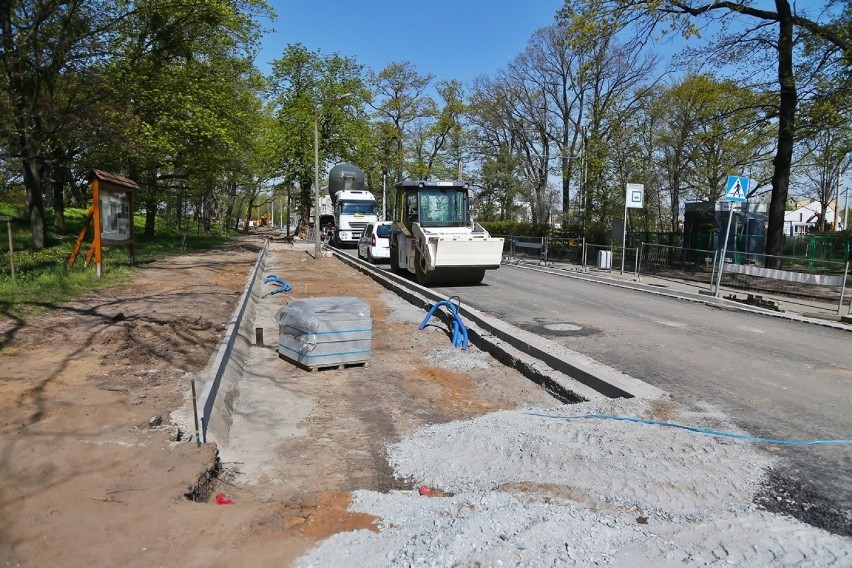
[{"left": 357, "top": 221, "right": 392, "bottom": 263}]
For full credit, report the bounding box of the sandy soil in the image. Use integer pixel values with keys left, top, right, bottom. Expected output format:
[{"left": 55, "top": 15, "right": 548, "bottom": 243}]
[{"left": 0, "top": 236, "right": 555, "bottom": 567}]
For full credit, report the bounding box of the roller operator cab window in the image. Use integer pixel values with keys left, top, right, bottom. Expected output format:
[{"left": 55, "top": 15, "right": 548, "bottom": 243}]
[
  {"left": 418, "top": 188, "right": 469, "bottom": 227},
  {"left": 404, "top": 192, "right": 419, "bottom": 225}
]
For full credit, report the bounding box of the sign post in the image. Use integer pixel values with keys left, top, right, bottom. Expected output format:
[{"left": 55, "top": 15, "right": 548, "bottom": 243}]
[
  {"left": 67, "top": 170, "right": 138, "bottom": 276},
  {"left": 0, "top": 215, "right": 13, "bottom": 282},
  {"left": 622, "top": 183, "right": 644, "bottom": 274},
  {"left": 714, "top": 176, "right": 748, "bottom": 297}
]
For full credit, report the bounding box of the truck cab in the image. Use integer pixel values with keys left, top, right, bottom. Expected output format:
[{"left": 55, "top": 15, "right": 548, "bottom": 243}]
[
  {"left": 332, "top": 189, "right": 377, "bottom": 245},
  {"left": 328, "top": 164, "right": 377, "bottom": 247}
]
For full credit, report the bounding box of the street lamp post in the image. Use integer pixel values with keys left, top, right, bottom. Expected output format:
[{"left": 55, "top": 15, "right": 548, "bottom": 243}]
[
  {"left": 314, "top": 110, "right": 321, "bottom": 258},
  {"left": 382, "top": 169, "right": 387, "bottom": 221}
]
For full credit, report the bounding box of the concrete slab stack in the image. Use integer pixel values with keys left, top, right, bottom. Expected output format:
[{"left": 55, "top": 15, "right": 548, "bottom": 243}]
[{"left": 277, "top": 296, "right": 372, "bottom": 369}]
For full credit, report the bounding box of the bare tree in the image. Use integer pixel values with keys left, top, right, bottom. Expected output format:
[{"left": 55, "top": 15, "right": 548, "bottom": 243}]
[{"left": 368, "top": 62, "right": 434, "bottom": 184}]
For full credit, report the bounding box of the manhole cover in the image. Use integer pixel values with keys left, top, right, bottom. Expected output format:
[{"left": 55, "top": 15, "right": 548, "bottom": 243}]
[
  {"left": 523, "top": 322, "right": 599, "bottom": 337},
  {"left": 543, "top": 323, "right": 583, "bottom": 332}
]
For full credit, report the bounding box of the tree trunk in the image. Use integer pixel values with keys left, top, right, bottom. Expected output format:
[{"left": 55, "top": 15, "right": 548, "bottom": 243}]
[
  {"left": 671, "top": 170, "right": 681, "bottom": 234},
  {"left": 69, "top": 179, "right": 87, "bottom": 208},
  {"left": 144, "top": 175, "right": 158, "bottom": 238},
  {"left": 243, "top": 197, "right": 255, "bottom": 234},
  {"left": 23, "top": 158, "right": 47, "bottom": 249},
  {"left": 223, "top": 179, "right": 237, "bottom": 231},
  {"left": 52, "top": 160, "right": 66, "bottom": 233},
  {"left": 561, "top": 151, "right": 571, "bottom": 225},
  {"left": 766, "top": 1, "right": 796, "bottom": 267},
  {"left": 297, "top": 177, "right": 312, "bottom": 238}
]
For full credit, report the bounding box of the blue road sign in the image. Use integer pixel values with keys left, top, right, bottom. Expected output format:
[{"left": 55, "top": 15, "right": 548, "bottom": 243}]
[{"left": 724, "top": 176, "right": 748, "bottom": 202}]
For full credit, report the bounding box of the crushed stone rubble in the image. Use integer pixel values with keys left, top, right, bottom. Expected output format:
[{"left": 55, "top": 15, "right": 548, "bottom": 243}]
[{"left": 299, "top": 397, "right": 852, "bottom": 567}]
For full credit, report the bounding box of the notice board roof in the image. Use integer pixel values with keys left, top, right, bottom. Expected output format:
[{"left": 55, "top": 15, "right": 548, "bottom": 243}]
[{"left": 87, "top": 169, "right": 139, "bottom": 191}]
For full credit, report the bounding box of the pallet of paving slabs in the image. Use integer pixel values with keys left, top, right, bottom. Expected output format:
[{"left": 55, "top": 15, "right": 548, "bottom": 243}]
[{"left": 277, "top": 296, "right": 372, "bottom": 369}]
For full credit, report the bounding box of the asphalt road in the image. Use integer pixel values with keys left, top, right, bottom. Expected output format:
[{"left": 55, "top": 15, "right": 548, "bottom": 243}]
[{"left": 433, "top": 263, "right": 852, "bottom": 520}]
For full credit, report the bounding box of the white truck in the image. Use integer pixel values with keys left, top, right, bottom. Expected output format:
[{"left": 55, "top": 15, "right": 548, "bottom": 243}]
[
  {"left": 389, "top": 180, "right": 504, "bottom": 286},
  {"left": 327, "top": 163, "right": 378, "bottom": 247}
]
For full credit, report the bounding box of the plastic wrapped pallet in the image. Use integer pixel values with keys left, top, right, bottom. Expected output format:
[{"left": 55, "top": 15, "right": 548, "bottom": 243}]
[{"left": 277, "top": 296, "right": 372, "bottom": 369}]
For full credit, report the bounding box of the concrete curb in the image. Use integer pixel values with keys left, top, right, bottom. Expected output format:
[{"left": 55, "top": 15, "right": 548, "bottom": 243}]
[
  {"left": 197, "top": 239, "right": 268, "bottom": 444},
  {"left": 334, "top": 250, "right": 665, "bottom": 402}
]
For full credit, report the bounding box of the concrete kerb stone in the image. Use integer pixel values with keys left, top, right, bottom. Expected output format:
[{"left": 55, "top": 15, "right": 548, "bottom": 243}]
[
  {"left": 333, "top": 250, "right": 665, "bottom": 402},
  {"left": 196, "top": 239, "right": 269, "bottom": 445}
]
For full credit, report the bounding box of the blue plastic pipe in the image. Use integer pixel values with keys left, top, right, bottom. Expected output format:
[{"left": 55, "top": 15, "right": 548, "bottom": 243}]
[
  {"left": 420, "top": 299, "right": 469, "bottom": 350},
  {"left": 263, "top": 274, "right": 292, "bottom": 295},
  {"left": 524, "top": 412, "right": 852, "bottom": 446}
]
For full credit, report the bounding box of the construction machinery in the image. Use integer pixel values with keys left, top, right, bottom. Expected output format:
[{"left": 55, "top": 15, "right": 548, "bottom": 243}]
[
  {"left": 389, "top": 180, "right": 503, "bottom": 285},
  {"left": 328, "top": 163, "right": 377, "bottom": 247}
]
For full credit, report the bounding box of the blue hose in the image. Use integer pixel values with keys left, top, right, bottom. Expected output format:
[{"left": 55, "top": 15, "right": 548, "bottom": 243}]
[
  {"left": 524, "top": 412, "right": 852, "bottom": 447},
  {"left": 420, "top": 297, "right": 469, "bottom": 350},
  {"left": 263, "top": 274, "right": 292, "bottom": 295}
]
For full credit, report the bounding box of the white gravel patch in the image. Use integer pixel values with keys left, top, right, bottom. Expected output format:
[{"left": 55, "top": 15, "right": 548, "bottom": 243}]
[
  {"left": 299, "top": 398, "right": 852, "bottom": 566},
  {"left": 425, "top": 347, "right": 492, "bottom": 371}
]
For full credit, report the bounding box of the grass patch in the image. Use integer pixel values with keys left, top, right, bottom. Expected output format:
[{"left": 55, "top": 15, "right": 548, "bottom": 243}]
[
  {"left": 0, "top": 346, "right": 21, "bottom": 356},
  {"left": 0, "top": 205, "right": 240, "bottom": 320}
]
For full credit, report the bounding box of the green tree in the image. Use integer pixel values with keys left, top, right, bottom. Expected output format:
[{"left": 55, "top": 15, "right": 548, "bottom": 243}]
[
  {"left": 555, "top": 4, "right": 658, "bottom": 237},
  {"left": 98, "top": 0, "right": 270, "bottom": 237},
  {"left": 269, "top": 44, "right": 366, "bottom": 237},
  {"left": 0, "top": 0, "right": 121, "bottom": 248},
  {"left": 468, "top": 78, "right": 525, "bottom": 222},
  {"left": 560, "top": 0, "right": 851, "bottom": 263},
  {"left": 796, "top": 99, "right": 852, "bottom": 230},
  {"left": 368, "top": 61, "right": 434, "bottom": 184},
  {"left": 409, "top": 79, "right": 468, "bottom": 180},
  {"left": 644, "top": 74, "right": 773, "bottom": 231}
]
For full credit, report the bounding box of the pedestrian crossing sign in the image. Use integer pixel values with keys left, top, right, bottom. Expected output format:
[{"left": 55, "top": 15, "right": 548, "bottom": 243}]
[{"left": 724, "top": 176, "right": 748, "bottom": 202}]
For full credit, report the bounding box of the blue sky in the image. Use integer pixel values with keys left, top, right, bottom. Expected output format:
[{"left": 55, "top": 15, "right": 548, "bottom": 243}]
[{"left": 257, "top": 0, "right": 566, "bottom": 83}]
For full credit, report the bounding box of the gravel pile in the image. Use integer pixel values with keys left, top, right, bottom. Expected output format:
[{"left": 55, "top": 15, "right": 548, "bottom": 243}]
[{"left": 299, "top": 398, "right": 852, "bottom": 566}]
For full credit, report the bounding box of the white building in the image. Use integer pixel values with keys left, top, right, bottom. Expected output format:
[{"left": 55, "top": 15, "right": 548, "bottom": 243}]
[{"left": 784, "top": 201, "right": 840, "bottom": 235}]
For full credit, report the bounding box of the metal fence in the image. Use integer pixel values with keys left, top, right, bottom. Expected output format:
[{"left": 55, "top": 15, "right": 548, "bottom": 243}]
[
  {"left": 547, "top": 237, "right": 585, "bottom": 265},
  {"left": 497, "top": 235, "right": 586, "bottom": 266},
  {"left": 497, "top": 233, "right": 851, "bottom": 315},
  {"left": 498, "top": 235, "right": 547, "bottom": 264},
  {"left": 626, "top": 231, "right": 852, "bottom": 263},
  {"left": 639, "top": 243, "right": 850, "bottom": 314},
  {"left": 783, "top": 234, "right": 852, "bottom": 263},
  {"left": 639, "top": 243, "right": 718, "bottom": 288},
  {"left": 712, "top": 250, "right": 850, "bottom": 313}
]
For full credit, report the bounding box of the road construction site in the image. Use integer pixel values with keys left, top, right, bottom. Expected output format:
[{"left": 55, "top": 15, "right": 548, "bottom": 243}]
[{"left": 177, "top": 239, "right": 852, "bottom": 566}]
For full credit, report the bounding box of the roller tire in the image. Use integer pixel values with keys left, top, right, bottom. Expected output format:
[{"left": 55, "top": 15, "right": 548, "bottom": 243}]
[
  {"left": 415, "top": 251, "right": 435, "bottom": 286},
  {"left": 465, "top": 269, "right": 486, "bottom": 285},
  {"left": 389, "top": 243, "right": 401, "bottom": 274}
]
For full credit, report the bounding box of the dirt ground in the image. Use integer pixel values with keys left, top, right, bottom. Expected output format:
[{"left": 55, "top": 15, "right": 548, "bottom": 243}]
[{"left": 0, "top": 236, "right": 556, "bottom": 567}]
